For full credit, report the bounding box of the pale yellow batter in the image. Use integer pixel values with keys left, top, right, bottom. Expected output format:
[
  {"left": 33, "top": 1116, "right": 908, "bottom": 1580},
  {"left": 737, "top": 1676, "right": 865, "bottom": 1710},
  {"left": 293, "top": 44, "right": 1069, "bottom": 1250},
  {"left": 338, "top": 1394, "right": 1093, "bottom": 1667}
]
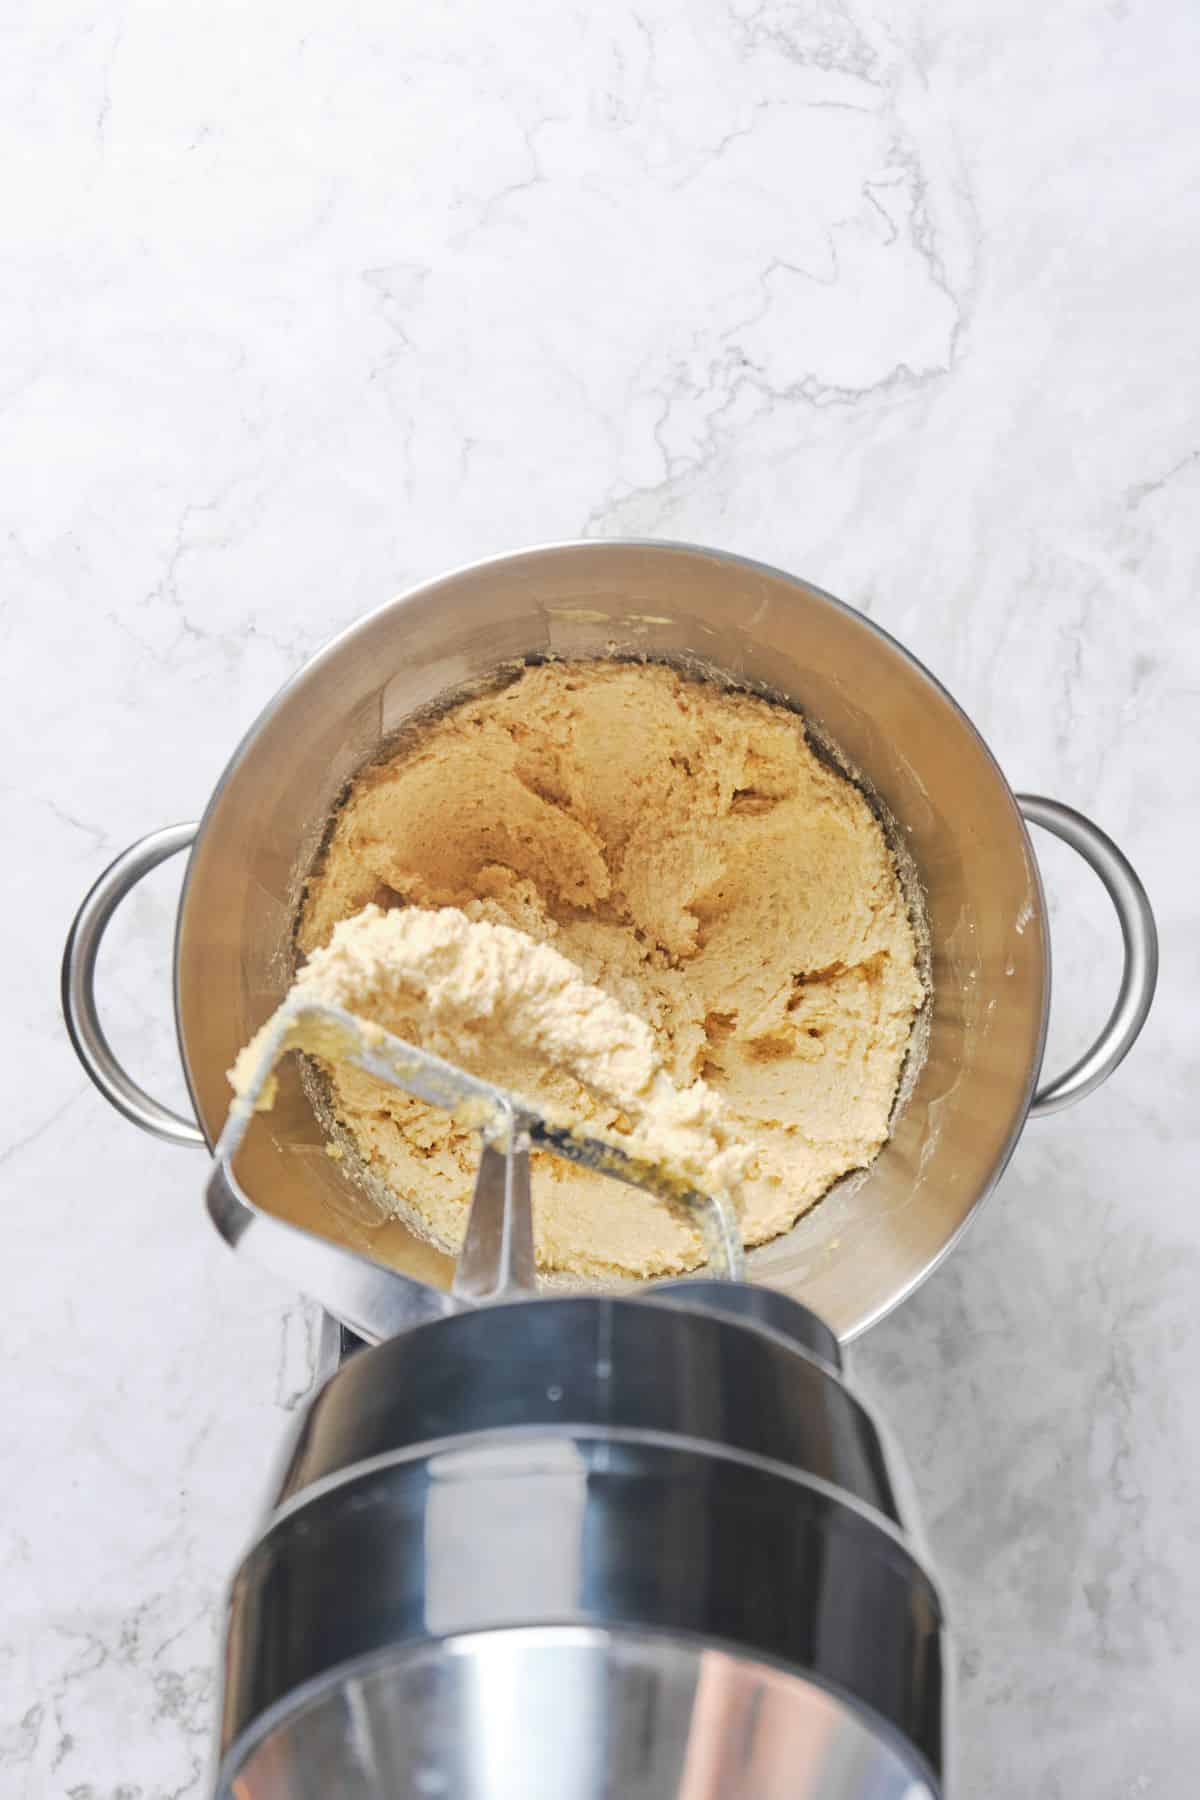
[
  {"left": 295, "top": 660, "right": 924, "bottom": 1279},
  {"left": 230, "top": 903, "right": 750, "bottom": 1202}
]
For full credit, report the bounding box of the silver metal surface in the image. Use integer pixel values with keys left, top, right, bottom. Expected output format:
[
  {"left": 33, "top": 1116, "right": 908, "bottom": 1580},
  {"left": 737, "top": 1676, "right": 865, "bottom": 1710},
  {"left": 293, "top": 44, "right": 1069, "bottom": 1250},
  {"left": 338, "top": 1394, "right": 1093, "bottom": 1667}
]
[
  {"left": 268, "top": 1294, "right": 894, "bottom": 1523},
  {"left": 220, "top": 1627, "right": 939, "bottom": 1799},
  {"left": 61, "top": 822, "right": 203, "bottom": 1146},
  {"left": 61, "top": 541, "right": 1158, "bottom": 1335},
  {"left": 220, "top": 1430, "right": 945, "bottom": 1790},
  {"left": 453, "top": 1133, "right": 537, "bottom": 1303},
  {"left": 219, "top": 1292, "right": 945, "bottom": 1793},
  {"left": 1018, "top": 794, "right": 1159, "bottom": 1116},
  {"left": 205, "top": 1159, "right": 459, "bottom": 1341}
]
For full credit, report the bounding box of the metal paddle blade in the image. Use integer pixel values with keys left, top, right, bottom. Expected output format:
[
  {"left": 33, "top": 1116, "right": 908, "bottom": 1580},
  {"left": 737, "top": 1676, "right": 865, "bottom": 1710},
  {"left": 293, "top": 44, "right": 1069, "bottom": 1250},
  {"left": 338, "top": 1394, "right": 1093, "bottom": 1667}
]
[{"left": 208, "top": 995, "right": 745, "bottom": 1339}]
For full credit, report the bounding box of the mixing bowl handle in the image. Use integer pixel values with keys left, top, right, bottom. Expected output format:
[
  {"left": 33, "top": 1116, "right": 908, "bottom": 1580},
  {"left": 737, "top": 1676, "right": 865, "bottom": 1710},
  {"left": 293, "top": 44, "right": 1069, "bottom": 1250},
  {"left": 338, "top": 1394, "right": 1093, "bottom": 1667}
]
[
  {"left": 61, "top": 823, "right": 206, "bottom": 1147},
  {"left": 1017, "top": 796, "right": 1158, "bottom": 1117}
]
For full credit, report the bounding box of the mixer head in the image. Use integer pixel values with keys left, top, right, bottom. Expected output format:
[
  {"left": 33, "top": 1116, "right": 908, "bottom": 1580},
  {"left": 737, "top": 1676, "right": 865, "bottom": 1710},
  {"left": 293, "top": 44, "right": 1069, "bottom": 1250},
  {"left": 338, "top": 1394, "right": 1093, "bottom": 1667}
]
[{"left": 213, "top": 1279, "right": 946, "bottom": 1798}]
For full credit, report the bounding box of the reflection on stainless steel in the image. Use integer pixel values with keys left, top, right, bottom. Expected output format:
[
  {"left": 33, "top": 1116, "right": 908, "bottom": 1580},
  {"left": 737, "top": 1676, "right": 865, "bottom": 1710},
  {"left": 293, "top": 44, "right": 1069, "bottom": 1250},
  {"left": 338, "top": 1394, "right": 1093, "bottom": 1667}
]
[
  {"left": 226, "top": 1629, "right": 938, "bottom": 1800},
  {"left": 60, "top": 542, "right": 1158, "bottom": 1335},
  {"left": 268, "top": 1296, "right": 897, "bottom": 1520},
  {"left": 217, "top": 1288, "right": 945, "bottom": 1797},
  {"left": 205, "top": 1159, "right": 458, "bottom": 1342},
  {"left": 452, "top": 1134, "right": 537, "bottom": 1304}
]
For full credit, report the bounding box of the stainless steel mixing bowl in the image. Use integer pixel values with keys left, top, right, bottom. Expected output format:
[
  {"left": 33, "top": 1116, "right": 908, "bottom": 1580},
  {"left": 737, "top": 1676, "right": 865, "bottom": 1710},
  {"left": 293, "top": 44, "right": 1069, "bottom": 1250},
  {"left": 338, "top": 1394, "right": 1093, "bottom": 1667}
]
[{"left": 62, "top": 541, "right": 1157, "bottom": 1338}]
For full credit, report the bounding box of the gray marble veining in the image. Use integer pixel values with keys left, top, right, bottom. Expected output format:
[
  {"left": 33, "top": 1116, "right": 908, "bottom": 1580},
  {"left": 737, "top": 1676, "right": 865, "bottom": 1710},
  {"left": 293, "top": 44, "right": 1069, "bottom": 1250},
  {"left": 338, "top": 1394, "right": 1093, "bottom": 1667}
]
[{"left": 2, "top": 1, "right": 1198, "bottom": 1794}]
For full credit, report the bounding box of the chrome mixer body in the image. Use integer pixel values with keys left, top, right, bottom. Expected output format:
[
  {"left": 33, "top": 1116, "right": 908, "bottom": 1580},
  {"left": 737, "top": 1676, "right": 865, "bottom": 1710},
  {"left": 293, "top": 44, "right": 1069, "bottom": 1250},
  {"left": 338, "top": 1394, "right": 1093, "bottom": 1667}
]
[{"left": 215, "top": 1283, "right": 946, "bottom": 1798}]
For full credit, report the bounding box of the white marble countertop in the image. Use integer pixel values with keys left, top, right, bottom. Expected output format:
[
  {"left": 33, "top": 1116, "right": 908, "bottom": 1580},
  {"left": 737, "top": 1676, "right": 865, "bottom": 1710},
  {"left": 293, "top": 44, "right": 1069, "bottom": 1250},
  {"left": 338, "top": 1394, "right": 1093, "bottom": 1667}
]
[{"left": 3, "top": 2, "right": 1197, "bottom": 1794}]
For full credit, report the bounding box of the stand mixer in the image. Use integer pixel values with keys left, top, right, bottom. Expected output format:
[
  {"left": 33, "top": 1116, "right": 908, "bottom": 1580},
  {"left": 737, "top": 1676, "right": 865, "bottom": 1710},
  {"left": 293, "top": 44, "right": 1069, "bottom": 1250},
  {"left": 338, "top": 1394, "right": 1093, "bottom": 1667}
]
[
  {"left": 208, "top": 1004, "right": 947, "bottom": 1798},
  {"left": 60, "top": 543, "right": 1163, "bottom": 1796}
]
